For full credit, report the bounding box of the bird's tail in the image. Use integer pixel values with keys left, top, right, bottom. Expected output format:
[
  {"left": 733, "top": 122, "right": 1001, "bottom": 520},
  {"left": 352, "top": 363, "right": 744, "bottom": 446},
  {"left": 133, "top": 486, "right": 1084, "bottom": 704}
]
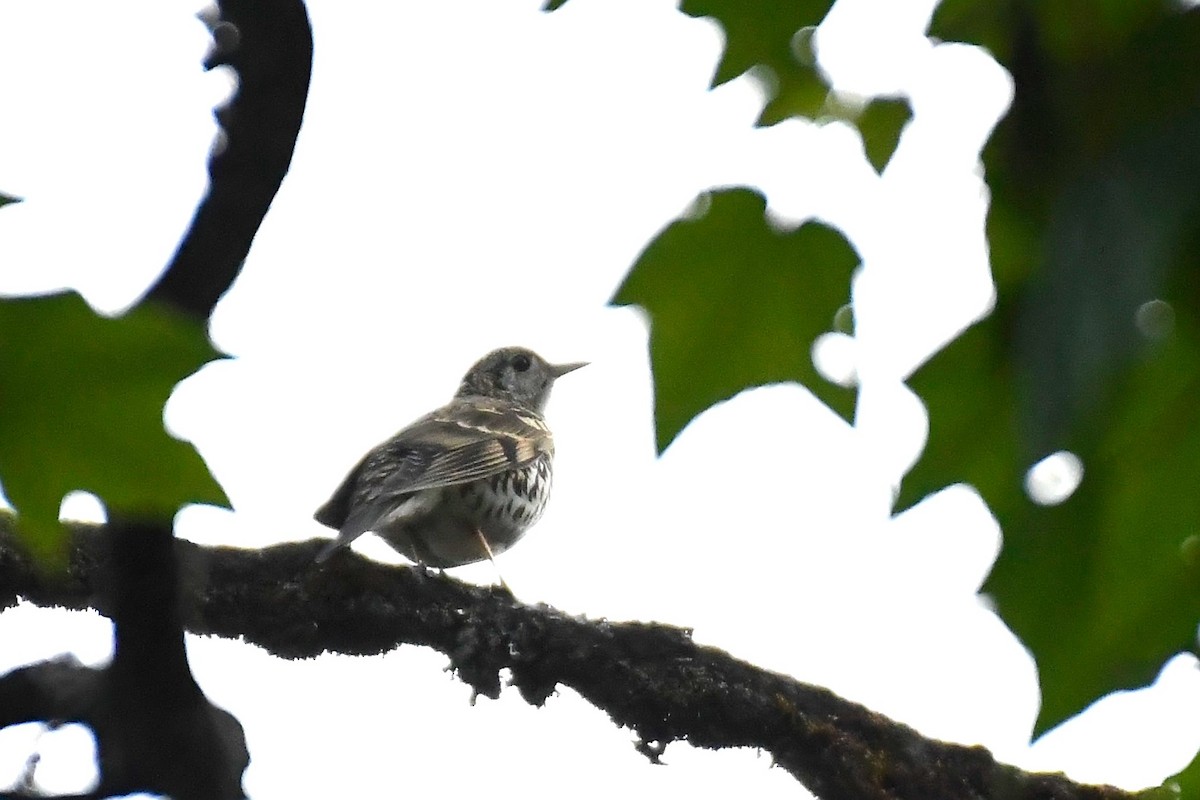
[
  {"left": 314, "top": 523, "right": 374, "bottom": 563},
  {"left": 314, "top": 537, "right": 346, "bottom": 563}
]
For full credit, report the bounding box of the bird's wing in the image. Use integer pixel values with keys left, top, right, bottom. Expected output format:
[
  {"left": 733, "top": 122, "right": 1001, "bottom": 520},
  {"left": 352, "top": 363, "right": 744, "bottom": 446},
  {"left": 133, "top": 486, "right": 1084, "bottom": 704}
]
[
  {"left": 393, "top": 400, "right": 552, "bottom": 494},
  {"left": 314, "top": 399, "right": 552, "bottom": 552}
]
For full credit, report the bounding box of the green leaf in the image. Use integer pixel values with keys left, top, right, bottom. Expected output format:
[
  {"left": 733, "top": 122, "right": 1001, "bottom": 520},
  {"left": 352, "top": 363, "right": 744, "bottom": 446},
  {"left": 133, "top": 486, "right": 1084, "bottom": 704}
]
[
  {"left": 902, "top": 1, "right": 1200, "bottom": 735},
  {"left": 611, "top": 188, "right": 858, "bottom": 453},
  {"left": 0, "top": 191, "right": 20, "bottom": 209},
  {"left": 905, "top": 295, "right": 1200, "bottom": 734},
  {"left": 680, "top": 0, "right": 834, "bottom": 124},
  {"left": 546, "top": 1, "right": 899, "bottom": 146},
  {"left": 903, "top": 130, "right": 1200, "bottom": 733},
  {"left": 1164, "top": 749, "right": 1200, "bottom": 800},
  {"left": 933, "top": 0, "right": 1169, "bottom": 72},
  {"left": 900, "top": 124, "right": 1200, "bottom": 735},
  {"left": 853, "top": 97, "right": 912, "bottom": 174},
  {"left": 0, "top": 292, "right": 230, "bottom": 564},
  {"left": 898, "top": 310, "right": 1019, "bottom": 518}
]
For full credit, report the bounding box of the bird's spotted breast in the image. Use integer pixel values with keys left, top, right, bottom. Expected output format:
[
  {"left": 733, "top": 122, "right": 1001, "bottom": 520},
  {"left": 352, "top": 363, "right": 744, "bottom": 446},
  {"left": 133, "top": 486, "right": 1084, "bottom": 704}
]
[{"left": 455, "top": 455, "right": 552, "bottom": 545}]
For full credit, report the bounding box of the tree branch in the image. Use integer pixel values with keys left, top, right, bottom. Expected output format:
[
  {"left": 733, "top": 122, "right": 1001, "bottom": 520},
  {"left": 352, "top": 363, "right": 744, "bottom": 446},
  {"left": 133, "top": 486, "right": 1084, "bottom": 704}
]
[
  {"left": 143, "top": 0, "right": 313, "bottom": 319},
  {"left": 0, "top": 520, "right": 247, "bottom": 799},
  {"left": 0, "top": 655, "right": 99, "bottom": 729},
  {"left": 0, "top": 521, "right": 1133, "bottom": 800}
]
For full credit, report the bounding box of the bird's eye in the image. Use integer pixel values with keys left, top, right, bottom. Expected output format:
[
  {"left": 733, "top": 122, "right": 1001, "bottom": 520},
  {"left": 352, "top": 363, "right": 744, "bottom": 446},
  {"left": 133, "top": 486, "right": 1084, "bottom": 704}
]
[{"left": 512, "top": 354, "right": 532, "bottom": 372}]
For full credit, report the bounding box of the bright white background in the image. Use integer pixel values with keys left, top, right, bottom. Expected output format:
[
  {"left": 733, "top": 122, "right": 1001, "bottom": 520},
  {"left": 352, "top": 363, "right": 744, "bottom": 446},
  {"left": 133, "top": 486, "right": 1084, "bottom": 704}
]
[{"left": 2, "top": 0, "right": 1199, "bottom": 797}]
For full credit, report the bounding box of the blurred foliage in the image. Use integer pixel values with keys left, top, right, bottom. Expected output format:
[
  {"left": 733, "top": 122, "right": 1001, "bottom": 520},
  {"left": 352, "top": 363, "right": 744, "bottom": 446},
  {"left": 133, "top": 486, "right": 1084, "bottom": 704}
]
[
  {"left": 612, "top": 188, "right": 858, "bottom": 451},
  {"left": 1168, "top": 752, "right": 1200, "bottom": 800},
  {"left": 0, "top": 292, "right": 229, "bottom": 564},
  {"left": 599, "top": 0, "right": 1200, "bottom": 765},
  {"left": 680, "top": 0, "right": 832, "bottom": 123},
  {"left": 852, "top": 97, "right": 912, "bottom": 173},
  {"left": 0, "top": 191, "right": 19, "bottom": 208},
  {"left": 678, "top": 0, "right": 913, "bottom": 149},
  {"left": 909, "top": 2, "right": 1200, "bottom": 737},
  {"left": 544, "top": 0, "right": 911, "bottom": 171}
]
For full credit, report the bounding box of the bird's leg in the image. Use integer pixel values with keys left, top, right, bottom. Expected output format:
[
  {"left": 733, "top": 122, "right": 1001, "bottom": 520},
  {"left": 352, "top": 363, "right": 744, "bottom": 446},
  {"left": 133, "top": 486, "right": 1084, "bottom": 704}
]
[{"left": 473, "top": 528, "right": 511, "bottom": 593}]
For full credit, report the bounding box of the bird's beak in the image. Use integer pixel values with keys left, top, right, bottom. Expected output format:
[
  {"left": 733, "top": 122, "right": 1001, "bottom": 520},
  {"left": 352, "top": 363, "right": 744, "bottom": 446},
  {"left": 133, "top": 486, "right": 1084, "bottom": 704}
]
[{"left": 551, "top": 361, "right": 588, "bottom": 378}]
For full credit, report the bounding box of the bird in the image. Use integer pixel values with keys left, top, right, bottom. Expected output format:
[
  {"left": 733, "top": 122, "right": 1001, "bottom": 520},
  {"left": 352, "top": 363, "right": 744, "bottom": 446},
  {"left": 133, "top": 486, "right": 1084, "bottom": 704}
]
[{"left": 313, "top": 346, "right": 585, "bottom": 583}]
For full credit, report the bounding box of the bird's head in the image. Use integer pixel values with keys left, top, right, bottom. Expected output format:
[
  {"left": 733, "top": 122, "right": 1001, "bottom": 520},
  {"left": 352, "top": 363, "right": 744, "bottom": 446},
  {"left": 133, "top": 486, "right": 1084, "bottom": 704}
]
[{"left": 457, "top": 346, "right": 586, "bottom": 411}]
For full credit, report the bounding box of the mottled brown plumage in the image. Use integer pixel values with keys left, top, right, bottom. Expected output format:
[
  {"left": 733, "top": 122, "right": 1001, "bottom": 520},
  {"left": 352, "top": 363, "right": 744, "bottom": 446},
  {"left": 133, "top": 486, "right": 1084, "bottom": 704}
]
[{"left": 314, "top": 347, "right": 584, "bottom": 569}]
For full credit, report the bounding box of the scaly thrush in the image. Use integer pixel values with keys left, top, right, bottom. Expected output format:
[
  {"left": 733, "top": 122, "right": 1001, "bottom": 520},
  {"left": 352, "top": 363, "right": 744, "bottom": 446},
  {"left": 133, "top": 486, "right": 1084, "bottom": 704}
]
[{"left": 314, "top": 347, "right": 585, "bottom": 572}]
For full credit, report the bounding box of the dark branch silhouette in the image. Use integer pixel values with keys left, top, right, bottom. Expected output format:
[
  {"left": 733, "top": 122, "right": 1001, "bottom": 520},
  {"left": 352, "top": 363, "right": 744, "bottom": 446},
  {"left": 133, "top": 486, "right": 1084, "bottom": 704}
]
[
  {"left": 0, "top": 521, "right": 1132, "bottom": 800},
  {"left": 0, "top": 520, "right": 249, "bottom": 800},
  {"left": 144, "top": 0, "right": 313, "bottom": 320},
  {"left": 0, "top": 1, "right": 312, "bottom": 797}
]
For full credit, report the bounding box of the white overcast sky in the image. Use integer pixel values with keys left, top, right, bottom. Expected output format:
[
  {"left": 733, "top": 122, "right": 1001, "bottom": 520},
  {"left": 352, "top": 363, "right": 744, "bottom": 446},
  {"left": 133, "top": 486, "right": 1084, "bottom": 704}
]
[{"left": 2, "top": 0, "right": 1200, "bottom": 797}]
